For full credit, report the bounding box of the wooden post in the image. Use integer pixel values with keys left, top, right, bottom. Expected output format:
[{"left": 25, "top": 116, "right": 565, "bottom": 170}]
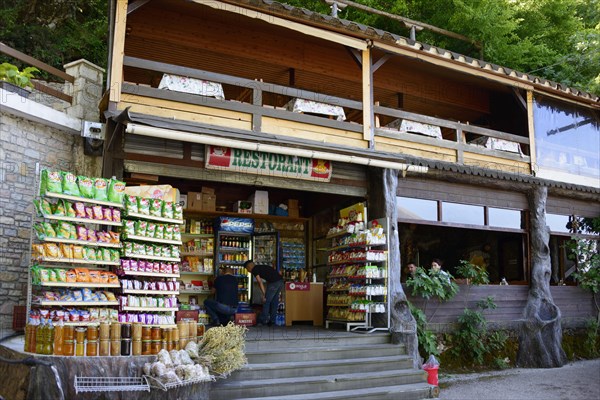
[
  {"left": 526, "top": 91, "right": 537, "bottom": 174},
  {"left": 362, "top": 47, "right": 375, "bottom": 148},
  {"left": 109, "top": 0, "right": 128, "bottom": 103},
  {"left": 368, "top": 167, "right": 420, "bottom": 369}
]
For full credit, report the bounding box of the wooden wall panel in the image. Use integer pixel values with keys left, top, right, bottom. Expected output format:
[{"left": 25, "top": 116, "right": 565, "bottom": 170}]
[
  {"left": 261, "top": 117, "right": 368, "bottom": 149},
  {"left": 463, "top": 153, "right": 531, "bottom": 175},
  {"left": 123, "top": 1, "right": 495, "bottom": 123},
  {"left": 374, "top": 137, "right": 457, "bottom": 162}
]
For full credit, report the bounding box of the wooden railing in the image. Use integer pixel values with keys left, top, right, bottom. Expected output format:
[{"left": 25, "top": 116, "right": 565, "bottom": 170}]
[
  {"left": 121, "top": 56, "right": 530, "bottom": 166},
  {"left": 0, "top": 42, "right": 73, "bottom": 104}
]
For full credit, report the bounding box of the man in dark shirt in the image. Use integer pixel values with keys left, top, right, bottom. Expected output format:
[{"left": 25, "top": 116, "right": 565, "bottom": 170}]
[
  {"left": 244, "top": 260, "right": 284, "bottom": 326},
  {"left": 203, "top": 267, "right": 238, "bottom": 326}
]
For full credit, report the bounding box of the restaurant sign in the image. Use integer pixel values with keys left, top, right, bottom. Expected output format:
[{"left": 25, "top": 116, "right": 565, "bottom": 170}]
[{"left": 205, "top": 146, "right": 332, "bottom": 182}]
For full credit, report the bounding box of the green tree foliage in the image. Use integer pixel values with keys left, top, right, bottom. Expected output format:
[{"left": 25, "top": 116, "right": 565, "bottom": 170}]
[
  {"left": 0, "top": 0, "right": 108, "bottom": 75},
  {"left": 285, "top": 0, "right": 600, "bottom": 95}
]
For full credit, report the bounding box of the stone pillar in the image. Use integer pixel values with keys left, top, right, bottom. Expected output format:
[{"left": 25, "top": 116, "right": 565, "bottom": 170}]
[
  {"left": 63, "top": 59, "right": 105, "bottom": 178},
  {"left": 368, "top": 167, "right": 420, "bottom": 369}
]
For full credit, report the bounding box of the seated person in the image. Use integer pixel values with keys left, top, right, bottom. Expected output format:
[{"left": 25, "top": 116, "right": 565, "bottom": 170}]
[
  {"left": 431, "top": 258, "right": 450, "bottom": 282},
  {"left": 203, "top": 267, "right": 238, "bottom": 326},
  {"left": 402, "top": 262, "right": 418, "bottom": 282}
]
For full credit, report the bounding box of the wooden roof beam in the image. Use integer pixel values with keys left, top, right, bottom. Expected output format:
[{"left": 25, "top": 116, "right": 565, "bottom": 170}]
[{"left": 190, "top": 0, "right": 368, "bottom": 50}]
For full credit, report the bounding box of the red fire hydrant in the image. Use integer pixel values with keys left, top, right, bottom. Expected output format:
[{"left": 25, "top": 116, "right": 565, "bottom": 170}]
[{"left": 422, "top": 355, "right": 440, "bottom": 386}]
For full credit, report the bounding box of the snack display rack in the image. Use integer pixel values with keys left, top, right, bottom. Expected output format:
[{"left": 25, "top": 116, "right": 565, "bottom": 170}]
[
  {"left": 27, "top": 166, "right": 125, "bottom": 324},
  {"left": 325, "top": 212, "right": 390, "bottom": 333},
  {"left": 118, "top": 199, "right": 184, "bottom": 324}
]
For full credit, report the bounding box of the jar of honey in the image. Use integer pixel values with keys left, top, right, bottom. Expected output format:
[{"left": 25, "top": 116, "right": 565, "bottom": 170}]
[
  {"left": 142, "top": 325, "right": 151, "bottom": 341},
  {"left": 132, "top": 323, "right": 142, "bottom": 340},
  {"left": 142, "top": 340, "right": 151, "bottom": 355},
  {"left": 99, "top": 339, "right": 110, "bottom": 356},
  {"left": 75, "top": 327, "right": 86, "bottom": 343},
  {"left": 110, "top": 322, "right": 121, "bottom": 340},
  {"left": 87, "top": 325, "right": 99, "bottom": 341},
  {"left": 75, "top": 341, "right": 85, "bottom": 357},
  {"left": 86, "top": 340, "right": 98, "bottom": 356},
  {"left": 63, "top": 340, "right": 75, "bottom": 356},
  {"left": 132, "top": 340, "right": 142, "bottom": 356},
  {"left": 63, "top": 326, "right": 75, "bottom": 341},
  {"left": 99, "top": 322, "right": 110, "bottom": 340},
  {"left": 151, "top": 327, "right": 161, "bottom": 341},
  {"left": 197, "top": 323, "right": 205, "bottom": 338},
  {"left": 110, "top": 340, "right": 121, "bottom": 356},
  {"left": 151, "top": 341, "right": 161, "bottom": 355}
]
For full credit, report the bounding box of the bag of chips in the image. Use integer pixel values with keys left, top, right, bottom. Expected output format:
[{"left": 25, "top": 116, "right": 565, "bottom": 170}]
[
  {"left": 110, "top": 249, "right": 120, "bottom": 262},
  {"left": 93, "top": 206, "right": 104, "bottom": 220},
  {"left": 64, "top": 201, "right": 76, "bottom": 218},
  {"left": 75, "top": 268, "right": 91, "bottom": 283},
  {"left": 146, "top": 223, "right": 157, "bottom": 238},
  {"left": 102, "top": 248, "right": 112, "bottom": 262},
  {"left": 66, "top": 270, "right": 77, "bottom": 283},
  {"left": 155, "top": 224, "right": 165, "bottom": 239},
  {"left": 76, "top": 226, "right": 88, "bottom": 241},
  {"left": 138, "top": 197, "right": 150, "bottom": 215},
  {"left": 106, "top": 273, "right": 119, "bottom": 285},
  {"left": 112, "top": 209, "right": 121, "bottom": 223},
  {"left": 93, "top": 178, "right": 108, "bottom": 201},
  {"left": 32, "top": 244, "right": 46, "bottom": 257},
  {"left": 41, "top": 170, "right": 62, "bottom": 195},
  {"left": 135, "top": 220, "right": 148, "bottom": 237},
  {"left": 57, "top": 222, "right": 72, "bottom": 239},
  {"left": 85, "top": 206, "right": 94, "bottom": 219},
  {"left": 77, "top": 176, "right": 94, "bottom": 198},
  {"left": 89, "top": 270, "right": 101, "bottom": 283},
  {"left": 164, "top": 225, "right": 174, "bottom": 240},
  {"left": 56, "top": 269, "right": 67, "bottom": 282},
  {"left": 73, "top": 246, "right": 84, "bottom": 259},
  {"left": 109, "top": 231, "right": 120, "bottom": 243},
  {"left": 99, "top": 271, "right": 110, "bottom": 284},
  {"left": 44, "top": 243, "right": 60, "bottom": 258},
  {"left": 162, "top": 202, "right": 174, "bottom": 219},
  {"left": 150, "top": 199, "right": 163, "bottom": 217},
  {"left": 173, "top": 203, "right": 183, "bottom": 220},
  {"left": 108, "top": 178, "right": 126, "bottom": 204},
  {"left": 60, "top": 243, "right": 74, "bottom": 259},
  {"left": 53, "top": 201, "right": 66, "bottom": 216},
  {"left": 43, "top": 222, "right": 57, "bottom": 238},
  {"left": 33, "top": 223, "right": 46, "bottom": 240},
  {"left": 87, "top": 229, "right": 98, "bottom": 242},
  {"left": 84, "top": 247, "right": 97, "bottom": 261},
  {"left": 62, "top": 172, "right": 80, "bottom": 196},
  {"left": 125, "top": 196, "right": 138, "bottom": 213},
  {"left": 102, "top": 207, "right": 112, "bottom": 221},
  {"left": 33, "top": 199, "right": 51, "bottom": 216}
]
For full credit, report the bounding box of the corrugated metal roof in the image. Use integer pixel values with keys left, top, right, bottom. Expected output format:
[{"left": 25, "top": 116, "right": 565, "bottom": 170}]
[{"left": 226, "top": 0, "right": 599, "bottom": 105}]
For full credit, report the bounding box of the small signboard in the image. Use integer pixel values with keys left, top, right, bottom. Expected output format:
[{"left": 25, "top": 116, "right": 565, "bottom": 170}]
[
  {"left": 205, "top": 145, "right": 332, "bottom": 182},
  {"left": 286, "top": 282, "right": 310, "bottom": 291},
  {"left": 215, "top": 216, "right": 254, "bottom": 233}
]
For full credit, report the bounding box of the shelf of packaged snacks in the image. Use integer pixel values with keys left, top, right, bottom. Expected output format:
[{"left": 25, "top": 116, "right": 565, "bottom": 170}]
[
  {"left": 123, "top": 235, "right": 182, "bottom": 246},
  {"left": 41, "top": 237, "right": 122, "bottom": 248},
  {"left": 179, "top": 289, "right": 211, "bottom": 295},
  {"left": 121, "top": 289, "right": 179, "bottom": 295},
  {"left": 180, "top": 251, "right": 213, "bottom": 257},
  {"left": 36, "top": 282, "right": 121, "bottom": 288},
  {"left": 181, "top": 233, "right": 213, "bottom": 238},
  {"left": 125, "top": 212, "right": 183, "bottom": 225},
  {"left": 218, "top": 261, "right": 246, "bottom": 266},
  {"left": 122, "top": 254, "right": 180, "bottom": 262},
  {"left": 121, "top": 306, "right": 179, "bottom": 312},
  {"left": 37, "top": 257, "right": 120, "bottom": 266},
  {"left": 121, "top": 270, "right": 180, "bottom": 278},
  {"left": 42, "top": 214, "right": 123, "bottom": 226},
  {"left": 327, "top": 259, "right": 369, "bottom": 266},
  {"left": 37, "top": 301, "right": 119, "bottom": 306},
  {"left": 180, "top": 271, "right": 213, "bottom": 276},
  {"left": 328, "top": 243, "right": 386, "bottom": 251},
  {"left": 325, "top": 231, "right": 352, "bottom": 240},
  {"left": 44, "top": 192, "right": 124, "bottom": 209}
]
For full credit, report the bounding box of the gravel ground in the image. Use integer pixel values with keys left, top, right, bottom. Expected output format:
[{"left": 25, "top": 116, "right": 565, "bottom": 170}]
[{"left": 438, "top": 359, "right": 600, "bottom": 400}]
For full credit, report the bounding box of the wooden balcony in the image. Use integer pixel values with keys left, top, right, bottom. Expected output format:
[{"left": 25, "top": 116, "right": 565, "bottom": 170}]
[{"left": 114, "top": 56, "right": 531, "bottom": 175}]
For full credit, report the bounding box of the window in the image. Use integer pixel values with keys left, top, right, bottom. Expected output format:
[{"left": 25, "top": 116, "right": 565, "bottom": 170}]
[
  {"left": 546, "top": 213, "right": 570, "bottom": 234},
  {"left": 489, "top": 208, "right": 522, "bottom": 229},
  {"left": 397, "top": 197, "right": 437, "bottom": 221},
  {"left": 442, "top": 202, "right": 484, "bottom": 225}
]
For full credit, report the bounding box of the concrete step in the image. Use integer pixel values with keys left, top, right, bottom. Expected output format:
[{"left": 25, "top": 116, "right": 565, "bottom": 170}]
[
  {"left": 245, "top": 328, "right": 391, "bottom": 351},
  {"left": 230, "top": 355, "right": 414, "bottom": 380},
  {"left": 245, "top": 343, "right": 405, "bottom": 363},
  {"left": 237, "top": 382, "right": 436, "bottom": 400},
  {"left": 211, "top": 369, "right": 428, "bottom": 399}
]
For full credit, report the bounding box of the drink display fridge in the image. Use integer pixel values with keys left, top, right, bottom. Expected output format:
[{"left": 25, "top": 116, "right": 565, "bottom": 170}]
[
  {"left": 250, "top": 232, "right": 281, "bottom": 305},
  {"left": 214, "top": 217, "right": 253, "bottom": 304}
]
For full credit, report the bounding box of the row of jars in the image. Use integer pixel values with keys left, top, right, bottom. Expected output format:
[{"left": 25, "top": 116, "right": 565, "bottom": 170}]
[{"left": 25, "top": 320, "right": 204, "bottom": 357}]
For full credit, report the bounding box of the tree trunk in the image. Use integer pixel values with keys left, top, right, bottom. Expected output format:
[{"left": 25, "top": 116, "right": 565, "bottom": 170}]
[
  {"left": 517, "top": 186, "right": 566, "bottom": 368},
  {"left": 368, "top": 168, "right": 420, "bottom": 369}
]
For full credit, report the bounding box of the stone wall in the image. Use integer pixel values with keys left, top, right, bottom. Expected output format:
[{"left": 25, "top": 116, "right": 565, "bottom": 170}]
[
  {"left": 0, "top": 59, "right": 104, "bottom": 337},
  {"left": 0, "top": 113, "right": 78, "bottom": 336}
]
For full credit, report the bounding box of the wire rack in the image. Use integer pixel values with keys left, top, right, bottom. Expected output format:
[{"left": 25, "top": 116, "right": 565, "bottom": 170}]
[
  {"left": 144, "top": 374, "right": 214, "bottom": 391},
  {"left": 74, "top": 376, "right": 150, "bottom": 394}
]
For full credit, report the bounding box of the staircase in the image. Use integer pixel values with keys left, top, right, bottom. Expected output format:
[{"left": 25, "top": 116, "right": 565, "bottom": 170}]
[{"left": 210, "top": 326, "right": 436, "bottom": 400}]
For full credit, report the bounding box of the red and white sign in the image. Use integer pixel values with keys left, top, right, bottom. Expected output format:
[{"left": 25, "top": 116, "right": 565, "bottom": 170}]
[
  {"left": 286, "top": 282, "right": 310, "bottom": 291},
  {"left": 205, "top": 146, "right": 332, "bottom": 182}
]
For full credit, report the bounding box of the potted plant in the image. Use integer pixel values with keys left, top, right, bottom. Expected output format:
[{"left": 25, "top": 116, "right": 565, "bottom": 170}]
[{"left": 0, "top": 62, "right": 39, "bottom": 98}]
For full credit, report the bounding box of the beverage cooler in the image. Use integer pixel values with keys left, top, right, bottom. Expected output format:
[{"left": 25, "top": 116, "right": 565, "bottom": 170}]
[
  {"left": 250, "top": 232, "right": 280, "bottom": 305},
  {"left": 214, "top": 217, "right": 253, "bottom": 305}
]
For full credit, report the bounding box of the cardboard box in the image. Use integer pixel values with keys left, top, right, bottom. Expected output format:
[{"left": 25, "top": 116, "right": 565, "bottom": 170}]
[
  {"left": 201, "top": 186, "right": 215, "bottom": 195},
  {"left": 249, "top": 190, "right": 269, "bottom": 214},
  {"left": 187, "top": 192, "right": 203, "bottom": 211},
  {"left": 235, "top": 312, "right": 256, "bottom": 326},
  {"left": 233, "top": 200, "right": 253, "bottom": 214},
  {"left": 201, "top": 194, "right": 216, "bottom": 211},
  {"left": 176, "top": 310, "right": 199, "bottom": 322}
]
